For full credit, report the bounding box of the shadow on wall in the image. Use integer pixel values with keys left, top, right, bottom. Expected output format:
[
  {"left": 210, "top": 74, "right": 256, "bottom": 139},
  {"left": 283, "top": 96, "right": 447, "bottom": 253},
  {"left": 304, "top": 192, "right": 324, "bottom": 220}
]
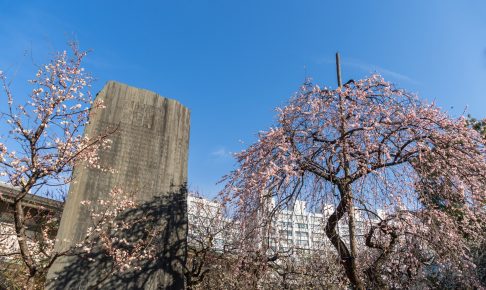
[{"left": 47, "top": 186, "right": 187, "bottom": 290}]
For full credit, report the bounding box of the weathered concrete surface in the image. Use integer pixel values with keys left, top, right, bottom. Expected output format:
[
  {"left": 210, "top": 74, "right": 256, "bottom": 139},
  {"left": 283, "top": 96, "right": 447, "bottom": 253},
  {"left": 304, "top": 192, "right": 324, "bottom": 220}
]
[{"left": 46, "top": 81, "right": 190, "bottom": 289}]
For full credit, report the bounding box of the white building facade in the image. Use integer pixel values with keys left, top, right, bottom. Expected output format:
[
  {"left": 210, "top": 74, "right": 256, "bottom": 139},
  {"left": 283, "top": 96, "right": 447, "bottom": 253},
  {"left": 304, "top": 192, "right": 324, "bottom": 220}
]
[{"left": 187, "top": 195, "right": 384, "bottom": 254}]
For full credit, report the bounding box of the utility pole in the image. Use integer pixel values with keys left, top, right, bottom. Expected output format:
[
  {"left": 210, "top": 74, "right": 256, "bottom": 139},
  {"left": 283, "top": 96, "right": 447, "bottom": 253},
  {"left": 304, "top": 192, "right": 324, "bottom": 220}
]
[
  {"left": 335, "top": 51, "right": 365, "bottom": 289},
  {"left": 336, "top": 52, "right": 342, "bottom": 88}
]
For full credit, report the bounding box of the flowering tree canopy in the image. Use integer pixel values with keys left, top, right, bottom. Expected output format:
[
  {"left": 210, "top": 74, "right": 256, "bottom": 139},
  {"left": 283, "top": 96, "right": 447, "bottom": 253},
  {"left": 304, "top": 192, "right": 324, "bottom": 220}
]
[
  {"left": 0, "top": 44, "right": 111, "bottom": 192},
  {"left": 221, "top": 75, "right": 486, "bottom": 289}
]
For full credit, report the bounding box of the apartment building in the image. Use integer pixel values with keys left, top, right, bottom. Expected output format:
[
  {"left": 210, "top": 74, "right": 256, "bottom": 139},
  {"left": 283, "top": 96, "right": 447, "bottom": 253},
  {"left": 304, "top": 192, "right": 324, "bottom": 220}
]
[{"left": 187, "top": 195, "right": 384, "bottom": 254}]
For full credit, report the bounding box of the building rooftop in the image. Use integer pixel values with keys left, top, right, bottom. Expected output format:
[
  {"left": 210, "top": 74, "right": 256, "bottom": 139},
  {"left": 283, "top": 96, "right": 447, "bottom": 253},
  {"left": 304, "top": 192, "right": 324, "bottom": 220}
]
[{"left": 0, "top": 182, "right": 64, "bottom": 213}]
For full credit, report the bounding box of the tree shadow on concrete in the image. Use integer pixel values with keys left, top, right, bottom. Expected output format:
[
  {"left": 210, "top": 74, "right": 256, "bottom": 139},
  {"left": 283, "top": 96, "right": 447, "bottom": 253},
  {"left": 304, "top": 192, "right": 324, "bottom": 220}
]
[{"left": 47, "top": 186, "right": 187, "bottom": 290}]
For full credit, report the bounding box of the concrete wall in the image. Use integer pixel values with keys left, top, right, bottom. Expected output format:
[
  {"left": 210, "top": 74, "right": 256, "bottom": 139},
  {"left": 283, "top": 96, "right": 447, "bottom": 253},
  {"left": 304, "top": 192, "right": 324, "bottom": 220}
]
[{"left": 47, "top": 81, "right": 190, "bottom": 289}]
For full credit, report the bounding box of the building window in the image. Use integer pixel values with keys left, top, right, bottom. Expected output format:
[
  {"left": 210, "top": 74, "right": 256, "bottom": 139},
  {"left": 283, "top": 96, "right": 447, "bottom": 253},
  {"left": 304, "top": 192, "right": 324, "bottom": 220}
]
[{"left": 296, "top": 223, "right": 308, "bottom": 229}]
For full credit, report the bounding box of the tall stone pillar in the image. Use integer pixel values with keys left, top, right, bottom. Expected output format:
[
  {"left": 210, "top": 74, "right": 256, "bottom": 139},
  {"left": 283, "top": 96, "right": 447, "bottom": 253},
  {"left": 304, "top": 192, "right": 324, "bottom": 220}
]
[{"left": 47, "top": 81, "right": 190, "bottom": 289}]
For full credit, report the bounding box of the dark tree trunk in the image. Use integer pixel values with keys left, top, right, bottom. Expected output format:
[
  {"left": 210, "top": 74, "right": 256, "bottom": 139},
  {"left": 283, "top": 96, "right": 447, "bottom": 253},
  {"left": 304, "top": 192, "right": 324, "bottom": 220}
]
[{"left": 325, "top": 183, "right": 365, "bottom": 290}]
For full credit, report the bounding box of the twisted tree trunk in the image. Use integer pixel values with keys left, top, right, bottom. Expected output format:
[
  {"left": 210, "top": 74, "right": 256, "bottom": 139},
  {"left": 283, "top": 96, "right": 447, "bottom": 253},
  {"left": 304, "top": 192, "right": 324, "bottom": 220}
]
[{"left": 325, "top": 183, "right": 365, "bottom": 290}]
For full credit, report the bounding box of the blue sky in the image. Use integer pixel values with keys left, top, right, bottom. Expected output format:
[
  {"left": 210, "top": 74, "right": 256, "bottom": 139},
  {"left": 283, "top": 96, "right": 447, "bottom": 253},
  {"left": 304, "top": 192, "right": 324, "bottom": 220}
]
[{"left": 1, "top": 1, "right": 485, "bottom": 197}]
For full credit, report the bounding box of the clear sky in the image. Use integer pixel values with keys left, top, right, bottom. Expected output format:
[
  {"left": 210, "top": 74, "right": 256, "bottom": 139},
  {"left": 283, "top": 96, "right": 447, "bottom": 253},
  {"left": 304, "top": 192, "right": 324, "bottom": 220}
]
[{"left": 1, "top": 0, "right": 485, "bottom": 197}]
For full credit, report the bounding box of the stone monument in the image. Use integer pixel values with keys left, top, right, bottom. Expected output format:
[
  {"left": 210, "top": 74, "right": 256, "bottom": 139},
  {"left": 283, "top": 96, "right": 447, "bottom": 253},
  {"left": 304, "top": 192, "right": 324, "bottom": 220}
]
[{"left": 47, "top": 81, "right": 190, "bottom": 289}]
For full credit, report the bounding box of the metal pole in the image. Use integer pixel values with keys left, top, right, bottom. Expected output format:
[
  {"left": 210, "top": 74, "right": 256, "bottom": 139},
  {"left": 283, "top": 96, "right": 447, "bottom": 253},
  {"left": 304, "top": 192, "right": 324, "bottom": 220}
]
[{"left": 336, "top": 52, "right": 342, "bottom": 88}]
